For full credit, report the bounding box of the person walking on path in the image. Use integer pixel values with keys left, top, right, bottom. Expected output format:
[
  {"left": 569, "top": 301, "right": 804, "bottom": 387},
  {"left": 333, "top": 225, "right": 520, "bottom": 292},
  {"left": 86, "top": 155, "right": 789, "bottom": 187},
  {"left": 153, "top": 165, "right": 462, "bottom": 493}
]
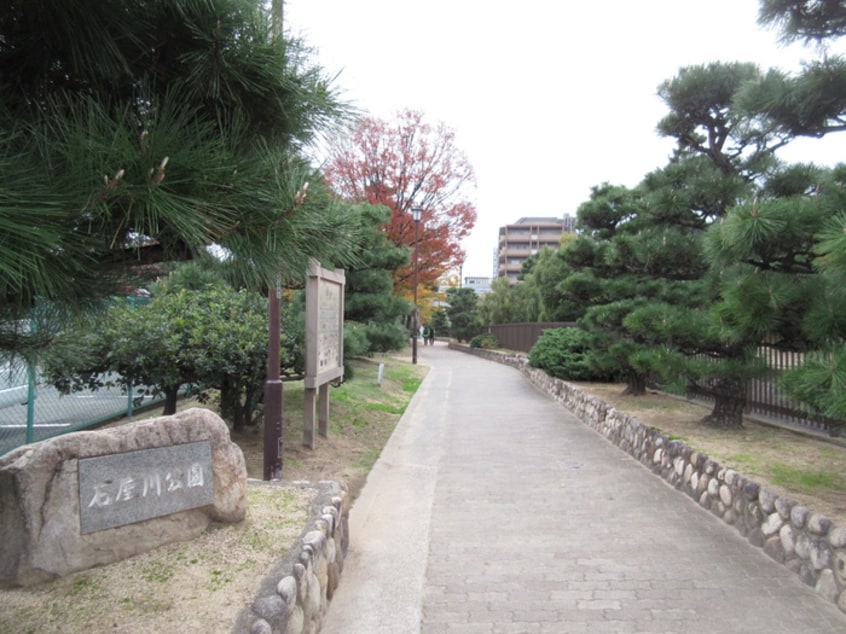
[
  {"left": 321, "top": 345, "right": 846, "bottom": 633},
  {"left": 423, "top": 324, "right": 435, "bottom": 347}
]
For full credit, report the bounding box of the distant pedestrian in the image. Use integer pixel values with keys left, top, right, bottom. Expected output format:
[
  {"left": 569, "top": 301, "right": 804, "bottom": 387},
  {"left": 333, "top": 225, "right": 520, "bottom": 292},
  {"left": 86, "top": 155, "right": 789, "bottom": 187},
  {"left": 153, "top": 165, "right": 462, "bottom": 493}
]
[{"left": 425, "top": 325, "right": 435, "bottom": 347}]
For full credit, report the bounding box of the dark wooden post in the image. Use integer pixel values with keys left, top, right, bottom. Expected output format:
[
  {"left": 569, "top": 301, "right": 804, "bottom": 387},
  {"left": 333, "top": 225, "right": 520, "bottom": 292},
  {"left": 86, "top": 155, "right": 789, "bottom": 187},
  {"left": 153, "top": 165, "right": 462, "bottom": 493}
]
[{"left": 263, "top": 284, "right": 283, "bottom": 480}]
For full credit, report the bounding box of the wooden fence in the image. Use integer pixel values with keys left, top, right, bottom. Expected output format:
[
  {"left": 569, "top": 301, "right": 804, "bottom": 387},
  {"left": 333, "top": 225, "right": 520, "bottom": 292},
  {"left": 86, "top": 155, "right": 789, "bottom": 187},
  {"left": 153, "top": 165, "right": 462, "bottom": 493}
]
[{"left": 483, "top": 322, "right": 575, "bottom": 353}]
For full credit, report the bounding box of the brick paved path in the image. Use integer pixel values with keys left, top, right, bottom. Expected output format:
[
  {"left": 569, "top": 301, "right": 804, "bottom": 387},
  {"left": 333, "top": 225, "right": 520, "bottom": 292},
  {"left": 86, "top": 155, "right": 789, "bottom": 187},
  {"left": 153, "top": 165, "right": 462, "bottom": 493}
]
[{"left": 322, "top": 344, "right": 846, "bottom": 633}]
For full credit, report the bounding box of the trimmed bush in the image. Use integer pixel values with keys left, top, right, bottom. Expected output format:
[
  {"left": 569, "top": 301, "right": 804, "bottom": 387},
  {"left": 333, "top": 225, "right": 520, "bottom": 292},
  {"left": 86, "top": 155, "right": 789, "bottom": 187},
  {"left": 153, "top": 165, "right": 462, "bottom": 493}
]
[
  {"left": 528, "top": 327, "right": 597, "bottom": 381},
  {"left": 469, "top": 332, "right": 498, "bottom": 349},
  {"left": 364, "top": 321, "right": 409, "bottom": 353}
]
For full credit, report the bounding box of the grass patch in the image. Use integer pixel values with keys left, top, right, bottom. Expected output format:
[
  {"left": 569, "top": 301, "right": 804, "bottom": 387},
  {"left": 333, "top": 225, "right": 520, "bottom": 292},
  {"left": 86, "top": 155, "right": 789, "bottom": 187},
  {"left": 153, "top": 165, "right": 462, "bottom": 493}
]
[
  {"left": 727, "top": 453, "right": 758, "bottom": 465},
  {"left": 248, "top": 486, "right": 299, "bottom": 511},
  {"left": 364, "top": 402, "right": 406, "bottom": 415},
  {"left": 402, "top": 377, "right": 422, "bottom": 393},
  {"left": 281, "top": 357, "right": 424, "bottom": 439},
  {"left": 273, "top": 356, "right": 427, "bottom": 486},
  {"left": 207, "top": 569, "right": 233, "bottom": 591},
  {"left": 770, "top": 464, "right": 844, "bottom": 492},
  {"left": 69, "top": 576, "right": 100, "bottom": 597},
  {"left": 140, "top": 561, "right": 174, "bottom": 584},
  {"left": 117, "top": 596, "right": 175, "bottom": 614},
  {"left": 356, "top": 446, "right": 383, "bottom": 470}
]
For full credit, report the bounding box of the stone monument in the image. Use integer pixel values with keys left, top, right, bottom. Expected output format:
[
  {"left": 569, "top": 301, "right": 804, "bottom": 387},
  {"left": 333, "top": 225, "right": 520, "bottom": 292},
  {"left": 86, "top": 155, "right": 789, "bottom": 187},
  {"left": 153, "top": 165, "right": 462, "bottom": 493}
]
[{"left": 0, "top": 407, "right": 247, "bottom": 587}]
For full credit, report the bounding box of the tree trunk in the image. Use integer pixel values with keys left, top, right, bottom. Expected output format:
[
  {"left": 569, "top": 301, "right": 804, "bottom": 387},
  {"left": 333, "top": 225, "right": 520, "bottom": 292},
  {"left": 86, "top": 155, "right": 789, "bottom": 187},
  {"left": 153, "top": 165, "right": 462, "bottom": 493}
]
[
  {"left": 242, "top": 385, "right": 261, "bottom": 427},
  {"left": 222, "top": 381, "right": 262, "bottom": 432},
  {"left": 220, "top": 378, "right": 243, "bottom": 432},
  {"left": 622, "top": 371, "right": 647, "bottom": 396},
  {"left": 231, "top": 390, "right": 255, "bottom": 432},
  {"left": 236, "top": 396, "right": 255, "bottom": 431},
  {"left": 700, "top": 376, "right": 745, "bottom": 429},
  {"left": 220, "top": 385, "right": 244, "bottom": 431},
  {"left": 231, "top": 404, "right": 244, "bottom": 432},
  {"left": 162, "top": 386, "right": 180, "bottom": 416}
]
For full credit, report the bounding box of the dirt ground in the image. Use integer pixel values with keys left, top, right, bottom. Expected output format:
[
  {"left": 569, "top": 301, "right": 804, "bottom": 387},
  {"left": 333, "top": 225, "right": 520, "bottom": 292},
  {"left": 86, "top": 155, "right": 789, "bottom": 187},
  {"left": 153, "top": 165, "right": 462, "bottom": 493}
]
[
  {"left": 3, "top": 363, "right": 845, "bottom": 633},
  {"left": 232, "top": 420, "right": 372, "bottom": 503}
]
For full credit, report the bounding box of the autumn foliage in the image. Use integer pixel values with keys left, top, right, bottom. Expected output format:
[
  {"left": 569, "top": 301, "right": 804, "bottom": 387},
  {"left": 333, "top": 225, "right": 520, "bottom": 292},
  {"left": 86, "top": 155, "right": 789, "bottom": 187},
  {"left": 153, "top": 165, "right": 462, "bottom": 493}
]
[{"left": 324, "top": 109, "right": 477, "bottom": 296}]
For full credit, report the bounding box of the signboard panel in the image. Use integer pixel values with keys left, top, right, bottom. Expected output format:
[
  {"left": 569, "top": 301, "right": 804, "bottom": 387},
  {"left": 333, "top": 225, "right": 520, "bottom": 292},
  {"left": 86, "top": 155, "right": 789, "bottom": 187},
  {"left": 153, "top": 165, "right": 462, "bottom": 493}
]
[
  {"left": 305, "top": 261, "right": 345, "bottom": 389},
  {"left": 317, "top": 280, "right": 342, "bottom": 374},
  {"left": 304, "top": 261, "right": 346, "bottom": 447}
]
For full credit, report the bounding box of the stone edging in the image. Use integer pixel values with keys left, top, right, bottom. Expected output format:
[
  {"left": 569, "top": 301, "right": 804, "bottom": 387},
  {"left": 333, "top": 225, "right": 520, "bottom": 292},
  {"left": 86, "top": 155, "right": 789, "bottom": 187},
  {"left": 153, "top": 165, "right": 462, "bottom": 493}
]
[
  {"left": 234, "top": 480, "right": 350, "bottom": 634},
  {"left": 451, "top": 343, "right": 846, "bottom": 613}
]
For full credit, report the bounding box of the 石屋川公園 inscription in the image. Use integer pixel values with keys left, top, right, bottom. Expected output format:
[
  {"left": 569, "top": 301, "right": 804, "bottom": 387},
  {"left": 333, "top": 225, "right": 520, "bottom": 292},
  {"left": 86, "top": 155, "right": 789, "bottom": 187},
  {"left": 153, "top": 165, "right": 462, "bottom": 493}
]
[{"left": 78, "top": 441, "right": 214, "bottom": 533}]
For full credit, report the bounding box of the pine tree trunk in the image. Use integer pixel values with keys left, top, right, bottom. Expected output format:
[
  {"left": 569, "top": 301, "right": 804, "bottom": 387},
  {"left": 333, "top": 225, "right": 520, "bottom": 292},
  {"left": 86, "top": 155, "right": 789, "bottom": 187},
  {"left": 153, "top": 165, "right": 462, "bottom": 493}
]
[
  {"left": 622, "top": 371, "right": 647, "bottom": 396},
  {"left": 700, "top": 376, "right": 745, "bottom": 429}
]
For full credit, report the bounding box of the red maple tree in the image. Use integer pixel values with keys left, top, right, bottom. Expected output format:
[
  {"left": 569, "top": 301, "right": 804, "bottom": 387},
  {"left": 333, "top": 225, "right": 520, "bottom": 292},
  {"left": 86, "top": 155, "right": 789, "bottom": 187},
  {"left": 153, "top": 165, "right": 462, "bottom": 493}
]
[{"left": 324, "top": 109, "right": 477, "bottom": 296}]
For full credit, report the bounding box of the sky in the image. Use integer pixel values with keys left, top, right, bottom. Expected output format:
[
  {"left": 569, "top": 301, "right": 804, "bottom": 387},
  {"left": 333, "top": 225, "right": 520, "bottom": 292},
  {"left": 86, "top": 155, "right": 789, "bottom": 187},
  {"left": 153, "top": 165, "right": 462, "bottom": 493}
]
[{"left": 284, "top": 0, "right": 846, "bottom": 278}]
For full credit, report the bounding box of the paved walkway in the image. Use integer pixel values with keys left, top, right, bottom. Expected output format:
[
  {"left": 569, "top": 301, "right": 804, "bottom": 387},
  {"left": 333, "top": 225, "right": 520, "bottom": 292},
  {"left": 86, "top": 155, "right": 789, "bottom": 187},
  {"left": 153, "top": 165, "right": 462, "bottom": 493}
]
[{"left": 321, "top": 343, "right": 846, "bottom": 633}]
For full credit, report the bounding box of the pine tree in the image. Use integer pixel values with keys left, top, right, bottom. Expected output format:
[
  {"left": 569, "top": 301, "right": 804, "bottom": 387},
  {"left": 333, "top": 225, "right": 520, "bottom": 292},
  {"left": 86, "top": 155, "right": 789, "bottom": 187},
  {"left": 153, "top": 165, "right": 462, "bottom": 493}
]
[
  {"left": 341, "top": 204, "right": 413, "bottom": 353},
  {"left": 0, "top": 0, "right": 356, "bottom": 354}
]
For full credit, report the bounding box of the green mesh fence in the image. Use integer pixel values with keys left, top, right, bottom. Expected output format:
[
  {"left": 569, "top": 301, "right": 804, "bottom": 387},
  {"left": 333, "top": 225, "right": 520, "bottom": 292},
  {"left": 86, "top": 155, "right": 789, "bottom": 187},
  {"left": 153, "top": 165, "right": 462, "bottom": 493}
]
[{"left": 0, "top": 359, "right": 167, "bottom": 456}]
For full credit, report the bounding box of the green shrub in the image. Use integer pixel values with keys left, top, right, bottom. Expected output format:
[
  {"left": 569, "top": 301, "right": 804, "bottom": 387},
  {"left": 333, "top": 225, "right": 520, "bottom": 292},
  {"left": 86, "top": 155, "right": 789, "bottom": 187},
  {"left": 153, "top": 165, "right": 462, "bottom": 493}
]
[
  {"left": 469, "top": 333, "right": 498, "bottom": 349},
  {"left": 364, "top": 321, "right": 409, "bottom": 353},
  {"left": 344, "top": 322, "right": 370, "bottom": 357},
  {"left": 341, "top": 320, "right": 409, "bottom": 380},
  {"left": 528, "top": 327, "right": 598, "bottom": 381}
]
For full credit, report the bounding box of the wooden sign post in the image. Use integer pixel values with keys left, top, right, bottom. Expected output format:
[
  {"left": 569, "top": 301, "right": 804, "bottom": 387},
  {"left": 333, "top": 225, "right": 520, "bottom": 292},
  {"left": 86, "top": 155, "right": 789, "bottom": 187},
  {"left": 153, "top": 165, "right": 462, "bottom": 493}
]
[{"left": 304, "top": 260, "right": 345, "bottom": 449}]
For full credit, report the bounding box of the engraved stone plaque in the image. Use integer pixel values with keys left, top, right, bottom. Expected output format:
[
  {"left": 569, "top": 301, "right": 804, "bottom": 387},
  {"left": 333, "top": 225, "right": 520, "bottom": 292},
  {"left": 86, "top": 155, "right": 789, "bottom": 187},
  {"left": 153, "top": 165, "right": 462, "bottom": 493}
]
[{"left": 78, "top": 441, "right": 214, "bottom": 534}]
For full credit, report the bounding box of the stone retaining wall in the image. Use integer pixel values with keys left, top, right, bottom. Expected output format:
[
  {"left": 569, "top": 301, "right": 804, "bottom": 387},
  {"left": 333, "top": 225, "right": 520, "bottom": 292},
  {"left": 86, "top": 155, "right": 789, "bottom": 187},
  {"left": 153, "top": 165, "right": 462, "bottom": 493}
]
[
  {"left": 451, "top": 343, "right": 846, "bottom": 613},
  {"left": 235, "top": 481, "right": 351, "bottom": 634}
]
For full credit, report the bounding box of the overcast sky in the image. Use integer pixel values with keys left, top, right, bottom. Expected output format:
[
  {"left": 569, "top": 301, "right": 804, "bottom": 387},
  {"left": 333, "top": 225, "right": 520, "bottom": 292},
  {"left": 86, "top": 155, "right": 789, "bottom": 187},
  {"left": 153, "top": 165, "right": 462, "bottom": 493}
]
[{"left": 285, "top": 0, "right": 846, "bottom": 278}]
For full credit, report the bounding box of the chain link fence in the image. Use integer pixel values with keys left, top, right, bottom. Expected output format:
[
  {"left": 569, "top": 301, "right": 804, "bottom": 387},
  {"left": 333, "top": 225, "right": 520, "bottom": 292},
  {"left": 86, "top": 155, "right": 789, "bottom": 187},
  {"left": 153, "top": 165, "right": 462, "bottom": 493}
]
[{"left": 0, "top": 358, "right": 167, "bottom": 456}]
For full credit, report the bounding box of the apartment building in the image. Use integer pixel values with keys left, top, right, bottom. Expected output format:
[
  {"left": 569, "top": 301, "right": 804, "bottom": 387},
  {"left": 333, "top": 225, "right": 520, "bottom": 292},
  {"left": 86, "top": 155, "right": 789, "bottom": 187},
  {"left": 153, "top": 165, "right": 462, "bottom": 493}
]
[
  {"left": 463, "top": 276, "right": 492, "bottom": 295},
  {"left": 496, "top": 215, "right": 575, "bottom": 280}
]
